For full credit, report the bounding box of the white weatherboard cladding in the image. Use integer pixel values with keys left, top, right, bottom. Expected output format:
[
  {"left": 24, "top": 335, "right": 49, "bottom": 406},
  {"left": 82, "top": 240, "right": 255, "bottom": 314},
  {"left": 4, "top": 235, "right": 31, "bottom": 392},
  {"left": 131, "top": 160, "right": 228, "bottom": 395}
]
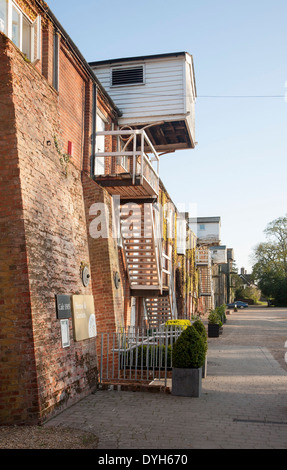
[
  {"left": 197, "top": 223, "right": 221, "bottom": 244},
  {"left": 93, "top": 57, "right": 190, "bottom": 125},
  {"left": 185, "top": 57, "right": 196, "bottom": 142},
  {"left": 210, "top": 246, "right": 227, "bottom": 264}
]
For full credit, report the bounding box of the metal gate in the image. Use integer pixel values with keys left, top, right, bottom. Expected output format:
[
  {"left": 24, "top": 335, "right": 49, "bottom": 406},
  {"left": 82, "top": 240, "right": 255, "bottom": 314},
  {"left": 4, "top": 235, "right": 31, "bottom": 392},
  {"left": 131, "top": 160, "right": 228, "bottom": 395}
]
[{"left": 99, "top": 326, "right": 182, "bottom": 388}]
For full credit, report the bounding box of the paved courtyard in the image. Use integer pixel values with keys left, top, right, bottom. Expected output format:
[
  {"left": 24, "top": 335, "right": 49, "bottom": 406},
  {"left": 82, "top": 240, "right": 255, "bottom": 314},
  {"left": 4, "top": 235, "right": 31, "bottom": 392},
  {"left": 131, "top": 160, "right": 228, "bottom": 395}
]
[{"left": 45, "top": 307, "right": 287, "bottom": 449}]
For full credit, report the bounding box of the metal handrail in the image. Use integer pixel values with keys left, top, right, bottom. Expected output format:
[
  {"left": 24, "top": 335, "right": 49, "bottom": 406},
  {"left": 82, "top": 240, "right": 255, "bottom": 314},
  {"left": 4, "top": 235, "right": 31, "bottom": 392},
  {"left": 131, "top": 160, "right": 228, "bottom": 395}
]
[{"left": 94, "top": 129, "right": 159, "bottom": 194}]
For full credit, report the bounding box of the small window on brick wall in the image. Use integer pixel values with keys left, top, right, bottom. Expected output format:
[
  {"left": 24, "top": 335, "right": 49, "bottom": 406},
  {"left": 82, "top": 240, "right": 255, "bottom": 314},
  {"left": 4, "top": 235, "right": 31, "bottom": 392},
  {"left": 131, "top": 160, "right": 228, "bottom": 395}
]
[
  {"left": 53, "top": 30, "right": 59, "bottom": 91},
  {"left": 0, "top": 0, "right": 41, "bottom": 62}
]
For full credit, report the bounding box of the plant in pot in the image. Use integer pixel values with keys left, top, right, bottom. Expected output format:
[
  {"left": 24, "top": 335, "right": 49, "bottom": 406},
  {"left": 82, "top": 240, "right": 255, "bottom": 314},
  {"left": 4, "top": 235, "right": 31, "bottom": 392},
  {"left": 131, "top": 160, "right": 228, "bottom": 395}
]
[
  {"left": 207, "top": 310, "right": 222, "bottom": 338},
  {"left": 192, "top": 319, "right": 208, "bottom": 378},
  {"left": 216, "top": 304, "right": 227, "bottom": 323},
  {"left": 171, "top": 325, "right": 206, "bottom": 397}
]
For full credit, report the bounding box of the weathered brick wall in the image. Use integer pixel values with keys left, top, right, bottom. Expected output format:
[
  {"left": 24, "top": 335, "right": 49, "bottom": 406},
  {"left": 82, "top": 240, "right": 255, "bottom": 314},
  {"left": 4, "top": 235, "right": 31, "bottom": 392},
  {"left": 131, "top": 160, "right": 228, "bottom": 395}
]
[
  {"left": 0, "top": 35, "right": 100, "bottom": 423},
  {"left": 58, "top": 42, "right": 92, "bottom": 170},
  {"left": 82, "top": 173, "right": 125, "bottom": 336},
  {"left": 0, "top": 33, "right": 39, "bottom": 425}
]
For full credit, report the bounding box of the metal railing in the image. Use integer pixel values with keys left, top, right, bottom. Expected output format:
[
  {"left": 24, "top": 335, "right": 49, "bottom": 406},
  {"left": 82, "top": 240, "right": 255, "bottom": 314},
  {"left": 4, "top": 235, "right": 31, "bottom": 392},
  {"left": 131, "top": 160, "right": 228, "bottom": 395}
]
[
  {"left": 94, "top": 129, "right": 160, "bottom": 196},
  {"left": 195, "top": 248, "right": 211, "bottom": 266},
  {"left": 99, "top": 326, "right": 184, "bottom": 388},
  {"left": 198, "top": 265, "right": 213, "bottom": 296}
]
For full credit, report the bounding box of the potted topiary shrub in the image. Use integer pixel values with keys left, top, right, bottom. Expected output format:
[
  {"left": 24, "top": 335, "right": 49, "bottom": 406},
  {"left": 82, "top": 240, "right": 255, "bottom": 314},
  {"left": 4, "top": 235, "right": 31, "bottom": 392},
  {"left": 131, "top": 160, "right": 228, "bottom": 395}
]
[
  {"left": 216, "top": 304, "right": 227, "bottom": 323},
  {"left": 207, "top": 310, "right": 222, "bottom": 338},
  {"left": 171, "top": 325, "right": 206, "bottom": 397},
  {"left": 192, "top": 319, "right": 208, "bottom": 378}
]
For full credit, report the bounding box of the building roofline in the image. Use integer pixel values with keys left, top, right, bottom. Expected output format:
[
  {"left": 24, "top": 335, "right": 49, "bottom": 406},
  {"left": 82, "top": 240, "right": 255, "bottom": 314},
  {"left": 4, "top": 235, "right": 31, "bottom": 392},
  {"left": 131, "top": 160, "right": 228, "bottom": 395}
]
[
  {"left": 192, "top": 217, "right": 221, "bottom": 223},
  {"left": 89, "top": 51, "right": 190, "bottom": 67}
]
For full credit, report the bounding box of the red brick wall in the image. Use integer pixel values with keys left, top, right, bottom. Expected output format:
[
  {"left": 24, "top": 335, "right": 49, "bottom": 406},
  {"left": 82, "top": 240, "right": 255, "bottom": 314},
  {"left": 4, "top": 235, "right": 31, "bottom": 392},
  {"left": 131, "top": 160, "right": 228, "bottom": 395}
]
[
  {"left": 0, "top": 1, "right": 138, "bottom": 425},
  {"left": 0, "top": 34, "right": 101, "bottom": 424},
  {"left": 82, "top": 173, "right": 125, "bottom": 336},
  {"left": 58, "top": 43, "right": 91, "bottom": 170},
  {"left": 0, "top": 33, "right": 39, "bottom": 425}
]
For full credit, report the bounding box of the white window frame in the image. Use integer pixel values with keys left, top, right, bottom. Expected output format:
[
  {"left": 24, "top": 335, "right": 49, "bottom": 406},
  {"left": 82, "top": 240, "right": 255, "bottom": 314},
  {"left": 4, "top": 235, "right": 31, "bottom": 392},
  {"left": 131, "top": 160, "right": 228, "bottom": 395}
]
[
  {"left": 53, "top": 30, "right": 59, "bottom": 91},
  {"left": 3, "top": 0, "right": 41, "bottom": 62},
  {"left": 121, "top": 155, "right": 129, "bottom": 172},
  {"left": 32, "top": 14, "right": 41, "bottom": 62},
  {"left": 95, "top": 112, "right": 106, "bottom": 176}
]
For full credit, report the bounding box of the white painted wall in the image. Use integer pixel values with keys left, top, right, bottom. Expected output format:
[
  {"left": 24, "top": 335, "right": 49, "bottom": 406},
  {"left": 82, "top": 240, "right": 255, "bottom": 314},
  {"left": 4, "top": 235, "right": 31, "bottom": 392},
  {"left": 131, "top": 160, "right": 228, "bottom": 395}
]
[
  {"left": 197, "top": 222, "right": 221, "bottom": 244},
  {"left": 91, "top": 53, "right": 196, "bottom": 141},
  {"left": 210, "top": 246, "right": 227, "bottom": 264}
]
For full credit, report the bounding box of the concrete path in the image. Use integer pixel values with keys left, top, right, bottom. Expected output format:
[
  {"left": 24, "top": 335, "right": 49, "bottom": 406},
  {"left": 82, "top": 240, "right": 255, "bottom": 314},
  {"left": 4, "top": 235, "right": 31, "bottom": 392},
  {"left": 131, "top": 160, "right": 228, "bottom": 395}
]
[{"left": 45, "top": 307, "right": 287, "bottom": 449}]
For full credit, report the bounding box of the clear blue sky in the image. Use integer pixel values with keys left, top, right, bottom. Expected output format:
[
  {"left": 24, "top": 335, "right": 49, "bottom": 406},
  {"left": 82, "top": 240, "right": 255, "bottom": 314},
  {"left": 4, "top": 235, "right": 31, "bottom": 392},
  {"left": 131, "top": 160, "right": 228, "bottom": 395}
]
[{"left": 47, "top": 0, "right": 287, "bottom": 272}]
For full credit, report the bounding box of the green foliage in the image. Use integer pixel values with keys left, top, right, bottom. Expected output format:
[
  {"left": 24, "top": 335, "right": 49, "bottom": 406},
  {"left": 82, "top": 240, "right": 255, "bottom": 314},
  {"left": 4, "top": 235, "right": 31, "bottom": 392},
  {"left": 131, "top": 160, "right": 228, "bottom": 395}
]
[
  {"left": 252, "top": 214, "right": 287, "bottom": 306},
  {"left": 216, "top": 304, "right": 226, "bottom": 322},
  {"left": 127, "top": 344, "right": 172, "bottom": 368},
  {"left": 192, "top": 319, "right": 208, "bottom": 354},
  {"left": 208, "top": 311, "right": 221, "bottom": 325},
  {"left": 208, "top": 305, "right": 225, "bottom": 326},
  {"left": 172, "top": 325, "right": 206, "bottom": 369},
  {"left": 54, "top": 135, "right": 71, "bottom": 177},
  {"left": 235, "top": 286, "right": 261, "bottom": 303}
]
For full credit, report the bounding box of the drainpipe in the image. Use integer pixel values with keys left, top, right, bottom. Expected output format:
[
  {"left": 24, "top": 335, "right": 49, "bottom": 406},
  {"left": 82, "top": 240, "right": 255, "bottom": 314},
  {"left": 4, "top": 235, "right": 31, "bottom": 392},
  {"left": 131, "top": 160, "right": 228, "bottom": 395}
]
[{"left": 90, "top": 83, "right": 97, "bottom": 178}]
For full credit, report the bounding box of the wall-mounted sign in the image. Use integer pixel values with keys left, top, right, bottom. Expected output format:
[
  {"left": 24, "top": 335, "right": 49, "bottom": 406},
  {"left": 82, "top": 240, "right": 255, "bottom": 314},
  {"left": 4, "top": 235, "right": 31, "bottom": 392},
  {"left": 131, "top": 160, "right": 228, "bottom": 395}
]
[
  {"left": 55, "top": 295, "right": 72, "bottom": 319},
  {"left": 81, "top": 265, "right": 91, "bottom": 287},
  {"left": 71, "top": 295, "right": 97, "bottom": 341},
  {"left": 60, "top": 319, "right": 70, "bottom": 348},
  {"left": 114, "top": 271, "right": 120, "bottom": 289}
]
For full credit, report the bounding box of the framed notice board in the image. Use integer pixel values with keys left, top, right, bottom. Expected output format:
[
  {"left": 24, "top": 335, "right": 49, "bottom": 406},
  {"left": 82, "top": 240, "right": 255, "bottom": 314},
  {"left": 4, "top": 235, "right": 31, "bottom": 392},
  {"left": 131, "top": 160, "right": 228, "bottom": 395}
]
[
  {"left": 55, "top": 295, "right": 72, "bottom": 319},
  {"left": 71, "top": 295, "right": 97, "bottom": 341}
]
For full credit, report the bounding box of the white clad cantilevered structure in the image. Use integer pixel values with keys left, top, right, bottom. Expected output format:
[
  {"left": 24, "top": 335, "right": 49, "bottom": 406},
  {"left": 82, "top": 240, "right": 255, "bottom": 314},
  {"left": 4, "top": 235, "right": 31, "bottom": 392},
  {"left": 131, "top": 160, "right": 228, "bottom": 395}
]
[{"left": 89, "top": 52, "right": 197, "bottom": 153}]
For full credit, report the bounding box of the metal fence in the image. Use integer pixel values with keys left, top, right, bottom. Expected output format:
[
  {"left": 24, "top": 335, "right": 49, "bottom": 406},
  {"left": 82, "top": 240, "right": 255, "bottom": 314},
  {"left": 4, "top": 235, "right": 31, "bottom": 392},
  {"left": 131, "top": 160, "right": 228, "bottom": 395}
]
[{"left": 99, "top": 326, "right": 183, "bottom": 388}]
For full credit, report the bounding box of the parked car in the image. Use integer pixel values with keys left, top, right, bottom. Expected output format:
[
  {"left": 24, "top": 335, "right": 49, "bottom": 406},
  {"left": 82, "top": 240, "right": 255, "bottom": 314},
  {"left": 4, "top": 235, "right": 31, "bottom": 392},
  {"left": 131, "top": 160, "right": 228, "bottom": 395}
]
[{"left": 227, "top": 301, "right": 248, "bottom": 309}]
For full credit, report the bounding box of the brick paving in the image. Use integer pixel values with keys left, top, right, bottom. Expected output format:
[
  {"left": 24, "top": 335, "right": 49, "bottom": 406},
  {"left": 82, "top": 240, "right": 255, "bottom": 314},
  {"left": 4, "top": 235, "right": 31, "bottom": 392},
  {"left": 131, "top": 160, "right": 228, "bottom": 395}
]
[{"left": 45, "top": 307, "right": 287, "bottom": 449}]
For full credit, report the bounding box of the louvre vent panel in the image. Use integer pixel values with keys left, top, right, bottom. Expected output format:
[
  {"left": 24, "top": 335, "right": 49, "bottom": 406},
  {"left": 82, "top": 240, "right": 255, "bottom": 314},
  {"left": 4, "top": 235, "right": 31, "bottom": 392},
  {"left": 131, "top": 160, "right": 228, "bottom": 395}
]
[{"left": 112, "top": 67, "right": 144, "bottom": 86}]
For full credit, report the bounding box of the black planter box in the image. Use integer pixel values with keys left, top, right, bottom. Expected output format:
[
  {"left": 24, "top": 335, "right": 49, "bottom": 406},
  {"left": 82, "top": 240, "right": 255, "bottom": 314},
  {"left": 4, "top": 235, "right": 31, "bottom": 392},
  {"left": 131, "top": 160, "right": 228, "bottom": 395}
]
[{"left": 208, "top": 323, "right": 220, "bottom": 338}]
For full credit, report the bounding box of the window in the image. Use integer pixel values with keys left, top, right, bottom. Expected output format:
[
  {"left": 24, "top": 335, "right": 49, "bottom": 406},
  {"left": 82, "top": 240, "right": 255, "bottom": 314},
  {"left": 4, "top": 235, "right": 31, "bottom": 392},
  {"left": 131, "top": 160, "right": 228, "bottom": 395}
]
[
  {"left": 121, "top": 155, "right": 129, "bottom": 171},
  {"left": 199, "top": 224, "right": 205, "bottom": 231},
  {"left": 53, "top": 30, "right": 59, "bottom": 91},
  {"left": 11, "top": 3, "right": 20, "bottom": 48},
  {"left": 111, "top": 66, "right": 144, "bottom": 87},
  {"left": 22, "top": 14, "right": 31, "bottom": 57},
  {"left": 0, "top": 0, "right": 7, "bottom": 34},
  {"left": 95, "top": 114, "right": 105, "bottom": 175},
  {"left": 0, "top": 0, "right": 41, "bottom": 62}
]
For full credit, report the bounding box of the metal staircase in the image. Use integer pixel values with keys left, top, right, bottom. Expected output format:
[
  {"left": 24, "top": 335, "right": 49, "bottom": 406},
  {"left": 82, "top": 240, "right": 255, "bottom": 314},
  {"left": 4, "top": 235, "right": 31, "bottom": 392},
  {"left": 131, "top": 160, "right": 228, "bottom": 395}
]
[
  {"left": 196, "top": 247, "right": 214, "bottom": 311},
  {"left": 144, "top": 296, "right": 172, "bottom": 328},
  {"left": 144, "top": 270, "right": 177, "bottom": 328},
  {"left": 120, "top": 202, "right": 178, "bottom": 328},
  {"left": 121, "top": 202, "right": 162, "bottom": 292}
]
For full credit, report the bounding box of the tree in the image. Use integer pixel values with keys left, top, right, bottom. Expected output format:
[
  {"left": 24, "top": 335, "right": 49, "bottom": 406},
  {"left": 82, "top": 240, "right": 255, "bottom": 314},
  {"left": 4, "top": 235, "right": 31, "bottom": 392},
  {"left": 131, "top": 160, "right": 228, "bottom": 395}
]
[
  {"left": 252, "top": 215, "right": 287, "bottom": 306},
  {"left": 235, "top": 285, "right": 261, "bottom": 304}
]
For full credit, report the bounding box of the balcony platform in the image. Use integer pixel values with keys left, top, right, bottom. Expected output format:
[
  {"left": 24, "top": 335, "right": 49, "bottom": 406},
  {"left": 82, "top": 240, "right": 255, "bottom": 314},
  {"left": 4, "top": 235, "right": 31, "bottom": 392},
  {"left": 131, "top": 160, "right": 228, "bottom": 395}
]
[
  {"left": 94, "top": 173, "right": 157, "bottom": 199},
  {"left": 93, "top": 129, "right": 159, "bottom": 199}
]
